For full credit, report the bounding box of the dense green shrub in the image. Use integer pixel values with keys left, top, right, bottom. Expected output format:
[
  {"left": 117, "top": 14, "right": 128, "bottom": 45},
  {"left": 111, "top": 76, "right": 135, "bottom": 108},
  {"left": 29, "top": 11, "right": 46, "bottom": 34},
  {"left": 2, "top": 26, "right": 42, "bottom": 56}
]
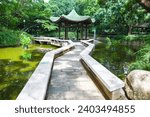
[
  {"left": 20, "top": 32, "right": 32, "bottom": 49},
  {"left": 129, "top": 44, "right": 150, "bottom": 71},
  {"left": 0, "top": 30, "right": 20, "bottom": 47},
  {"left": 68, "top": 32, "right": 77, "bottom": 40},
  {"left": 111, "top": 34, "right": 150, "bottom": 72},
  {"left": 0, "top": 29, "right": 33, "bottom": 47},
  {"left": 105, "top": 37, "right": 112, "bottom": 45}
]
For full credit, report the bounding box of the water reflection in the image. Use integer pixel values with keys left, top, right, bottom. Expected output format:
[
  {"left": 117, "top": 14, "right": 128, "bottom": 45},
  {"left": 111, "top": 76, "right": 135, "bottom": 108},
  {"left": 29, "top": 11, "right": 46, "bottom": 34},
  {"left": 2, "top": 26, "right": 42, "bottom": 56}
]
[
  {"left": 92, "top": 42, "right": 138, "bottom": 80},
  {"left": 0, "top": 44, "right": 56, "bottom": 99}
]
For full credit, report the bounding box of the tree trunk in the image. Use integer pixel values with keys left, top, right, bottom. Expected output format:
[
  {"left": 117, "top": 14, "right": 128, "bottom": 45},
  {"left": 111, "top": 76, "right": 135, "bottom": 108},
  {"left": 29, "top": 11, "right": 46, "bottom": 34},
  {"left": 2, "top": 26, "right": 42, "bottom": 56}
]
[{"left": 128, "top": 26, "right": 132, "bottom": 35}]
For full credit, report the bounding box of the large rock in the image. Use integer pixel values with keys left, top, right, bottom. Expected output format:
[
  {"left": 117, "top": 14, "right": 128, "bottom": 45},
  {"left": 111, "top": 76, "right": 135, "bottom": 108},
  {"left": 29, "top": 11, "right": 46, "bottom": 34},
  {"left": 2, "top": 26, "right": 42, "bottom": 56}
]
[
  {"left": 125, "top": 70, "right": 150, "bottom": 100},
  {"left": 36, "top": 48, "right": 52, "bottom": 53}
]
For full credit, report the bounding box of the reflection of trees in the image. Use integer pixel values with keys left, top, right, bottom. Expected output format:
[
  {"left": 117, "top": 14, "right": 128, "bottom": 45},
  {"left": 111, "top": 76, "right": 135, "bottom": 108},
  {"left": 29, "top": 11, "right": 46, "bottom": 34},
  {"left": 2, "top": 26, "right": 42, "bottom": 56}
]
[
  {"left": 92, "top": 42, "right": 136, "bottom": 80},
  {"left": 0, "top": 59, "right": 30, "bottom": 100},
  {"left": 0, "top": 49, "right": 44, "bottom": 100}
]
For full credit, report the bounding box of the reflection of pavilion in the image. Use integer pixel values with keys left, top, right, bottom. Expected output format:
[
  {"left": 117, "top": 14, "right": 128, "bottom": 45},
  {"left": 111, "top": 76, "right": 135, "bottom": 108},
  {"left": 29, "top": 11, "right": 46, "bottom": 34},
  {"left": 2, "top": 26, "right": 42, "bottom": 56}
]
[{"left": 50, "top": 9, "right": 95, "bottom": 40}]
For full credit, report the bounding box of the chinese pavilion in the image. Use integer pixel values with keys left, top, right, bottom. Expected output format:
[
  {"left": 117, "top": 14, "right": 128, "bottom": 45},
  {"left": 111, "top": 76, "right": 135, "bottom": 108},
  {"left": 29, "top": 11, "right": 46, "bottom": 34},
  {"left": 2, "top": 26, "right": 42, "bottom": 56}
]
[{"left": 50, "top": 9, "right": 95, "bottom": 40}]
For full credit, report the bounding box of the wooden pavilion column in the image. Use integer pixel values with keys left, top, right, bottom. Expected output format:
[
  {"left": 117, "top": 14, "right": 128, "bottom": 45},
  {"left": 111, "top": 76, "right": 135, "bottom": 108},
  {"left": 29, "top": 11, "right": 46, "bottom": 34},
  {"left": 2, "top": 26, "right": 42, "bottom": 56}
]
[
  {"left": 81, "top": 24, "right": 83, "bottom": 40},
  {"left": 85, "top": 24, "right": 88, "bottom": 40},
  {"left": 76, "top": 28, "right": 79, "bottom": 40},
  {"left": 64, "top": 23, "right": 68, "bottom": 40},
  {"left": 76, "top": 24, "right": 79, "bottom": 40},
  {"left": 58, "top": 23, "right": 61, "bottom": 39}
]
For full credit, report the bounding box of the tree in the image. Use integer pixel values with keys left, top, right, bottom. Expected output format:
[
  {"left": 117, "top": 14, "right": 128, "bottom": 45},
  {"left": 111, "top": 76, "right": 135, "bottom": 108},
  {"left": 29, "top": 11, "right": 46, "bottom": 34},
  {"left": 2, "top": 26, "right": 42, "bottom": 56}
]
[
  {"left": 1, "top": 0, "right": 149, "bottom": 36},
  {"left": 22, "top": 0, "right": 52, "bottom": 35},
  {"left": 95, "top": 0, "right": 149, "bottom": 34},
  {"left": 0, "top": 0, "right": 52, "bottom": 34},
  {"left": 0, "top": 0, "right": 26, "bottom": 29},
  {"left": 75, "top": 0, "right": 99, "bottom": 16},
  {"left": 48, "top": 0, "right": 76, "bottom": 16}
]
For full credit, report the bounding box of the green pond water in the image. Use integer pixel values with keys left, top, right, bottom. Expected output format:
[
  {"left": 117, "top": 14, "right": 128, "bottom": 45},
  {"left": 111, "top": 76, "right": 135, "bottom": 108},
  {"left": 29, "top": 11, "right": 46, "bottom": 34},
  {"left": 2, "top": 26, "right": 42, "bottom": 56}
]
[
  {"left": 0, "top": 44, "right": 57, "bottom": 100},
  {"left": 92, "top": 42, "right": 138, "bottom": 80}
]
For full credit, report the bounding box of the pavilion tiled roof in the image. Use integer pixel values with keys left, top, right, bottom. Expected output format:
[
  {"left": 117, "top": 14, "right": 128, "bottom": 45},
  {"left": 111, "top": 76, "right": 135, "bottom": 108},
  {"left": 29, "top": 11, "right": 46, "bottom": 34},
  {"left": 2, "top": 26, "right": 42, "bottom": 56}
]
[{"left": 50, "top": 9, "right": 95, "bottom": 24}]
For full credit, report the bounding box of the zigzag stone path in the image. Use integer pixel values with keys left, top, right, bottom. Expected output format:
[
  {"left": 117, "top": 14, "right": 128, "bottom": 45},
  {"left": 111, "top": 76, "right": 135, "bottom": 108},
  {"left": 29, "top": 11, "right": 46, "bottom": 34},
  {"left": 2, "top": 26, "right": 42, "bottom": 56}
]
[{"left": 46, "top": 42, "right": 105, "bottom": 100}]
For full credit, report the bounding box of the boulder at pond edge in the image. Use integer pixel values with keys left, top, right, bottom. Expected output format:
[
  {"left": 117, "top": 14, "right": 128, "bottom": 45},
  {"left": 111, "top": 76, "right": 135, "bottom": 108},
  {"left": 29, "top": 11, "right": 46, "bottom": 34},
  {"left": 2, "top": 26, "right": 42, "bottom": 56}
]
[{"left": 125, "top": 70, "right": 150, "bottom": 100}]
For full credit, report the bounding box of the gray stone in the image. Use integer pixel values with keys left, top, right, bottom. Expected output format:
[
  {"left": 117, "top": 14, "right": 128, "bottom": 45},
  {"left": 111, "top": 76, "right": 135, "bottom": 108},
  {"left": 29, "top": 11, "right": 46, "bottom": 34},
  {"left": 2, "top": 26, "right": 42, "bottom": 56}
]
[
  {"left": 125, "top": 70, "right": 150, "bottom": 100},
  {"left": 36, "top": 47, "right": 52, "bottom": 53}
]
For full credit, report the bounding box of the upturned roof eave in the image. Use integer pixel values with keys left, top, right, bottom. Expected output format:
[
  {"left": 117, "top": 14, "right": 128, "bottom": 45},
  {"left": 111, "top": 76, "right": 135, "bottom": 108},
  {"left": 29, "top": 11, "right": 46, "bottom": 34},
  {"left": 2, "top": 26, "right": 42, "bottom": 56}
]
[
  {"left": 50, "top": 9, "right": 94, "bottom": 24},
  {"left": 50, "top": 16, "right": 93, "bottom": 24}
]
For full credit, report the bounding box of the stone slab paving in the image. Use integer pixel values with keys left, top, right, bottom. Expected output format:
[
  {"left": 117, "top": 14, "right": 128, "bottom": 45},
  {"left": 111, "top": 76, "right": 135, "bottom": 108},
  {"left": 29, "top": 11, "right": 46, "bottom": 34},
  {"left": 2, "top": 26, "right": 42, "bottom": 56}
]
[{"left": 46, "top": 42, "right": 105, "bottom": 100}]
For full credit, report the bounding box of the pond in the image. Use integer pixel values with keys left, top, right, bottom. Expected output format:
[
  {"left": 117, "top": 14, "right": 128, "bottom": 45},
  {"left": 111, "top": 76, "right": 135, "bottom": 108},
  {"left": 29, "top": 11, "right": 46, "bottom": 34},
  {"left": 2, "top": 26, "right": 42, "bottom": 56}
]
[
  {"left": 0, "top": 44, "right": 57, "bottom": 100},
  {"left": 92, "top": 41, "right": 138, "bottom": 80}
]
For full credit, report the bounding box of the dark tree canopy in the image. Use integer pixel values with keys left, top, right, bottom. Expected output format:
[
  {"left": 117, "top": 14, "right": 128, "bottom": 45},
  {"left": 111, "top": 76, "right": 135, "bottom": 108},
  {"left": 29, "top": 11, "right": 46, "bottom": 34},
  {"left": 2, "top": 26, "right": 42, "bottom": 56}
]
[{"left": 0, "top": 0, "right": 149, "bottom": 36}]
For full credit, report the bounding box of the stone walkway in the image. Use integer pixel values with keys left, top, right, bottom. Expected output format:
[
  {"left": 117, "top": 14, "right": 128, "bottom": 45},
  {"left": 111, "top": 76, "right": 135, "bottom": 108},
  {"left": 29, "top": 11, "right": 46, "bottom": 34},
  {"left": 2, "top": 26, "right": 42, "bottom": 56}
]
[{"left": 46, "top": 42, "right": 105, "bottom": 100}]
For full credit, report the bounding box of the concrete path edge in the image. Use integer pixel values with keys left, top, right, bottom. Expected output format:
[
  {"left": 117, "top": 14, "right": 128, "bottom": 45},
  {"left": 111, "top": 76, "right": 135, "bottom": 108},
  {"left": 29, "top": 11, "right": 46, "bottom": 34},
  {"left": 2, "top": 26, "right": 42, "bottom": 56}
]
[{"left": 17, "top": 40, "right": 74, "bottom": 100}]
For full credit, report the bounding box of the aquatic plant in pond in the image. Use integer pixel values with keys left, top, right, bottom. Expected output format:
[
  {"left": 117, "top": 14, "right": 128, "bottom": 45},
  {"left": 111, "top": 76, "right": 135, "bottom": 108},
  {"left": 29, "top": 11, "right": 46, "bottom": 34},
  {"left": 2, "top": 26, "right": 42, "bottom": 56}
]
[
  {"left": 0, "top": 44, "right": 57, "bottom": 100},
  {"left": 21, "top": 51, "right": 32, "bottom": 61},
  {"left": 20, "top": 33, "right": 31, "bottom": 49},
  {"left": 92, "top": 41, "right": 137, "bottom": 80}
]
